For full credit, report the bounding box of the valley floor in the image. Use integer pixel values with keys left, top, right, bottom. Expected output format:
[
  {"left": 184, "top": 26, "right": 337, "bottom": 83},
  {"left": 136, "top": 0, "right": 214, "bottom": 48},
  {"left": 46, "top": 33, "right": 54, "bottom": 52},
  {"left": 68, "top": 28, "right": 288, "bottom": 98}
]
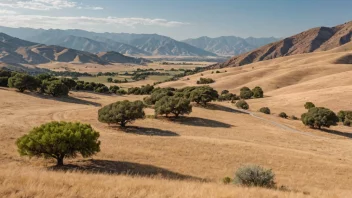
[{"left": 1, "top": 88, "right": 352, "bottom": 197}]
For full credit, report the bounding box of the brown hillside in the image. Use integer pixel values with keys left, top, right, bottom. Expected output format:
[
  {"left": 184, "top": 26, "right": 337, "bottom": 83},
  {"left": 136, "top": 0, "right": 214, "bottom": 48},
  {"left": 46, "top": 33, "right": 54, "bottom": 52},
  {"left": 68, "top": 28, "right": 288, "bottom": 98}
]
[{"left": 210, "top": 21, "right": 352, "bottom": 69}]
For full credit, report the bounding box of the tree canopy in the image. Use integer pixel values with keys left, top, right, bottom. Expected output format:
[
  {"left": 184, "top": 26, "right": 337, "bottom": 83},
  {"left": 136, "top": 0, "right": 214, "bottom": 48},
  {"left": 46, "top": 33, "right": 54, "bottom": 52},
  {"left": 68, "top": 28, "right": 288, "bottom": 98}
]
[
  {"left": 301, "top": 107, "right": 339, "bottom": 129},
  {"left": 155, "top": 96, "right": 192, "bottom": 117}
]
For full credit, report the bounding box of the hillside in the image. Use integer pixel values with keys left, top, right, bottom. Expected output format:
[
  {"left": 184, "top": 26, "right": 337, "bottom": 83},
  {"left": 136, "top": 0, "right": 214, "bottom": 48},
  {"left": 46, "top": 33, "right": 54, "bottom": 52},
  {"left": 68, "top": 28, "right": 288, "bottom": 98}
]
[
  {"left": 0, "top": 27, "right": 218, "bottom": 57},
  {"left": 183, "top": 36, "right": 279, "bottom": 56},
  {"left": 209, "top": 21, "right": 352, "bottom": 69},
  {"left": 97, "top": 51, "right": 152, "bottom": 64}
]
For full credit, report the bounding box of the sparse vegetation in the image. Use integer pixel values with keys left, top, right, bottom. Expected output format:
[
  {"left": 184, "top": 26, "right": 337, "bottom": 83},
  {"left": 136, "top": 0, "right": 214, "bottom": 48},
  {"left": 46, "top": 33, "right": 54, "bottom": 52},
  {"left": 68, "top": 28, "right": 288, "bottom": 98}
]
[
  {"left": 98, "top": 100, "right": 145, "bottom": 127},
  {"left": 279, "top": 112, "right": 288, "bottom": 119},
  {"left": 304, "top": 102, "right": 315, "bottom": 110},
  {"left": 259, "top": 107, "right": 271, "bottom": 114},
  {"left": 197, "top": 77, "right": 215, "bottom": 84},
  {"left": 234, "top": 164, "right": 276, "bottom": 188},
  {"left": 236, "top": 100, "right": 249, "bottom": 110},
  {"left": 301, "top": 107, "right": 339, "bottom": 129},
  {"left": 16, "top": 121, "right": 100, "bottom": 166}
]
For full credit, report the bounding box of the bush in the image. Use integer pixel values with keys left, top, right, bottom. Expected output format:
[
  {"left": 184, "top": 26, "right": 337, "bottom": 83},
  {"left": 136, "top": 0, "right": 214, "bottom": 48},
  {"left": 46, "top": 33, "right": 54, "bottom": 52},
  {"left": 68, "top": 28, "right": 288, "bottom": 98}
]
[
  {"left": 304, "top": 102, "right": 315, "bottom": 110},
  {"left": 216, "top": 70, "right": 220, "bottom": 73},
  {"left": 109, "top": 85, "right": 120, "bottom": 94},
  {"left": 223, "top": 177, "right": 232, "bottom": 184},
  {"left": 107, "top": 77, "right": 113, "bottom": 83},
  {"left": 279, "top": 112, "right": 288, "bottom": 118},
  {"left": 8, "top": 73, "right": 40, "bottom": 92},
  {"left": 95, "top": 86, "right": 109, "bottom": 93},
  {"left": 343, "top": 119, "right": 351, "bottom": 127},
  {"left": 240, "top": 87, "right": 253, "bottom": 99},
  {"left": 337, "top": 110, "right": 352, "bottom": 122},
  {"left": 196, "top": 78, "right": 215, "bottom": 84},
  {"left": 301, "top": 107, "right": 339, "bottom": 129},
  {"left": 252, "top": 86, "right": 264, "bottom": 98},
  {"left": 221, "top": 90, "right": 229, "bottom": 95},
  {"left": 98, "top": 100, "right": 145, "bottom": 127},
  {"left": 42, "top": 80, "right": 69, "bottom": 97},
  {"left": 16, "top": 121, "right": 100, "bottom": 166},
  {"left": 155, "top": 96, "right": 192, "bottom": 117},
  {"left": 116, "top": 89, "right": 127, "bottom": 95},
  {"left": 234, "top": 164, "right": 276, "bottom": 188},
  {"left": 259, "top": 107, "right": 270, "bottom": 114},
  {"left": 218, "top": 93, "right": 238, "bottom": 102},
  {"left": 61, "top": 78, "right": 77, "bottom": 90},
  {"left": 236, "top": 100, "right": 249, "bottom": 110},
  {"left": 128, "top": 84, "right": 154, "bottom": 95},
  {"left": 190, "top": 86, "right": 219, "bottom": 106}
]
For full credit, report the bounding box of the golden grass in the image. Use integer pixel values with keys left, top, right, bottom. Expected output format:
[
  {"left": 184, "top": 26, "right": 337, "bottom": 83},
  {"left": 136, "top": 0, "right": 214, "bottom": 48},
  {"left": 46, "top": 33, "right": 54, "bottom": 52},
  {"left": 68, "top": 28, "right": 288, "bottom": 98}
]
[{"left": 1, "top": 49, "right": 352, "bottom": 197}]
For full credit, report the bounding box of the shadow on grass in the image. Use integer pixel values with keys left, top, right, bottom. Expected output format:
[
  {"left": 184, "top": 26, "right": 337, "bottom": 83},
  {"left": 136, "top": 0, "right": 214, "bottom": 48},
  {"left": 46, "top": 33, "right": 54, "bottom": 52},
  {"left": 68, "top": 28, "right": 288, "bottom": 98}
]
[
  {"left": 114, "top": 126, "right": 179, "bottom": 136},
  {"left": 24, "top": 92, "right": 101, "bottom": 107},
  {"left": 171, "top": 117, "right": 233, "bottom": 128},
  {"left": 203, "top": 103, "right": 248, "bottom": 114},
  {"left": 49, "top": 159, "right": 205, "bottom": 181},
  {"left": 320, "top": 128, "right": 352, "bottom": 139}
]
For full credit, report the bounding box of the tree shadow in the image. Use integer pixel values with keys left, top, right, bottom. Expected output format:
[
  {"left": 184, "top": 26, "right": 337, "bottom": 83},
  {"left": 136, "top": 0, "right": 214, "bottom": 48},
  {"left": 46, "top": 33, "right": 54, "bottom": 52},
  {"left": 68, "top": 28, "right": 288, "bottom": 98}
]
[
  {"left": 204, "top": 103, "right": 248, "bottom": 114},
  {"left": 49, "top": 159, "right": 205, "bottom": 181},
  {"left": 116, "top": 126, "right": 179, "bottom": 136},
  {"left": 320, "top": 128, "right": 352, "bottom": 139},
  {"left": 171, "top": 117, "right": 233, "bottom": 128},
  {"left": 25, "top": 92, "right": 101, "bottom": 107}
]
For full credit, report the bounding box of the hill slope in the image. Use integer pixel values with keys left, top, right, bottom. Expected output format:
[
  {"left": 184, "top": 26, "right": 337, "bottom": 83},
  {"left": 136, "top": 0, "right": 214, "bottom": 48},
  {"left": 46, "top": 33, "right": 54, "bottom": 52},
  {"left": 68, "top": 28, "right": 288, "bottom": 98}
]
[
  {"left": 209, "top": 21, "right": 352, "bottom": 68},
  {"left": 183, "top": 36, "right": 279, "bottom": 56}
]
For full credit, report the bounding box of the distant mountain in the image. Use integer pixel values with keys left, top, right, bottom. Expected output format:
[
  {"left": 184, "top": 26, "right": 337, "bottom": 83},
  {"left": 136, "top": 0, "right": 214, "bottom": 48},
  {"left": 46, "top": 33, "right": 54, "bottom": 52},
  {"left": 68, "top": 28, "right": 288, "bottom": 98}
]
[
  {"left": 208, "top": 21, "right": 352, "bottom": 69},
  {"left": 26, "top": 31, "right": 151, "bottom": 56},
  {"left": 182, "top": 36, "right": 279, "bottom": 56},
  {"left": 0, "top": 33, "right": 151, "bottom": 65},
  {"left": 97, "top": 51, "right": 152, "bottom": 64}
]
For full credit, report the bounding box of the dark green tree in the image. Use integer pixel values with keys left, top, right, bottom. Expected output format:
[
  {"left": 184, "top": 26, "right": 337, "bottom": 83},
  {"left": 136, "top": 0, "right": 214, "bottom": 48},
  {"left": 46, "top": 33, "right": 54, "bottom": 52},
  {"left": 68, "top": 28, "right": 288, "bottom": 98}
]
[
  {"left": 107, "top": 77, "right": 113, "bottom": 83},
  {"left": 304, "top": 102, "right": 315, "bottom": 110},
  {"left": 109, "top": 85, "right": 120, "bottom": 94},
  {"left": 61, "top": 78, "right": 77, "bottom": 90},
  {"left": 16, "top": 121, "right": 100, "bottom": 166},
  {"left": 252, "top": 86, "right": 264, "bottom": 98},
  {"left": 155, "top": 96, "right": 192, "bottom": 117},
  {"left": 8, "top": 73, "right": 40, "bottom": 92},
  {"left": 240, "top": 87, "right": 254, "bottom": 99},
  {"left": 98, "top": 100, "right": 145, "bottom": 127},
  {"left": 42, "top": 80, "right": 69, "bottom": 97},
  {"left": 190, "top": 86, "right": 219, "bottom": 106},
  {"left": 259, "top": 107, "right": 271, "bottom": 114},
  {"left": 236, "top": 100, "right": 249, "bottom": 110},
  {"left": 279, "top": 112, "right": 288, "bottom": 119},
  {"left": 301, "top": 107, "right": 339, "bottom": 129}
]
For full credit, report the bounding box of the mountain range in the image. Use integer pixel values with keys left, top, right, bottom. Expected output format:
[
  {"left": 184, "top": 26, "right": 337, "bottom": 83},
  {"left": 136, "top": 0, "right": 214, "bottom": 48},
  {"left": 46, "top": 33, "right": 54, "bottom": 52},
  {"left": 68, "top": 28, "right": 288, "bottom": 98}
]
[
  {"left": 209, "top": 21, "right": 352, "bottom": 69},
  {"left": 0, "top": 33, "right": 151, "bottom": 65},
  {"left": 182, "top": 36, "right": 279, "bottom": 56}
]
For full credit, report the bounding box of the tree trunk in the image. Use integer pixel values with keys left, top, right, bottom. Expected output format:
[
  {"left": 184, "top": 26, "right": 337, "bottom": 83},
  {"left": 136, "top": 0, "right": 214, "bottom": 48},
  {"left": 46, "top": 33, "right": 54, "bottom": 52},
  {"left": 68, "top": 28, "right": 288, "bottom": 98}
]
[
  {"left": 120, "top": 121, "right": 126, "bottom": 127},
  {"left": 57, "top": 157, "right": 64, "bottom": 166}
]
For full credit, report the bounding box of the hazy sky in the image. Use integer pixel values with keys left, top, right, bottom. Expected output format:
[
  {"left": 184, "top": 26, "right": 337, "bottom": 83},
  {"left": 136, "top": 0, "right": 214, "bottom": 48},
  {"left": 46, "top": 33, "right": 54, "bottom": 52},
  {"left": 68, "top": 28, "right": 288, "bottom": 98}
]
[{"left": 0, "top": 0, "right": 351, "bottom": 40}]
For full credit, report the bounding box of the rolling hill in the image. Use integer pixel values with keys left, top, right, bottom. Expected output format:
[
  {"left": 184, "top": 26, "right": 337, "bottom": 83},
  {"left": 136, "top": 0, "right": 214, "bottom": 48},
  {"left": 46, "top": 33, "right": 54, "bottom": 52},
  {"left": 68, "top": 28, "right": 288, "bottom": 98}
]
[
  {"left": 209, "top": 21, "right": 352, "bottom": 69},
  {"left": 182, "top": 36, "right": 279, "bottom": 56}
]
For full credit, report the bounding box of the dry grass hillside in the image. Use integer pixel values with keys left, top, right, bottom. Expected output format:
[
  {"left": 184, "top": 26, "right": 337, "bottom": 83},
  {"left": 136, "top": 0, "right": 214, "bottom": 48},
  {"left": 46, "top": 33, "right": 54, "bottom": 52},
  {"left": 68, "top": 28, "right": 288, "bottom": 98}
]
[
  {"left": 1, "top": 82, "right": 352, "bottom": 197},
  {"left": 161, "top": 48, "right": 352, "bottom": 116},
  {"left": 209, "top": 21, "right": 352, "bottom": 68}
]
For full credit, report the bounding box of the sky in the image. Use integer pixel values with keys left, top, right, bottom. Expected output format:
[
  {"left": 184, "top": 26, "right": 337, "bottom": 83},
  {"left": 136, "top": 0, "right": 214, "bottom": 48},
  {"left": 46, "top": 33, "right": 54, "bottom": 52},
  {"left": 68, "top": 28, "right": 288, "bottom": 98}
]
[{"left": 0, "top": 0, "right": 351, "bottom": 40}]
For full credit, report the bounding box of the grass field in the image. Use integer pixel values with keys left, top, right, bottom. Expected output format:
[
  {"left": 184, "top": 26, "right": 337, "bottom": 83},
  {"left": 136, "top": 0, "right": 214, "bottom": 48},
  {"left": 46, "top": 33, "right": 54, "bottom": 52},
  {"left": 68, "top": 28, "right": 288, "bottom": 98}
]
[{"left": 1, "top": 49, "right": 352, "bottom": 197}]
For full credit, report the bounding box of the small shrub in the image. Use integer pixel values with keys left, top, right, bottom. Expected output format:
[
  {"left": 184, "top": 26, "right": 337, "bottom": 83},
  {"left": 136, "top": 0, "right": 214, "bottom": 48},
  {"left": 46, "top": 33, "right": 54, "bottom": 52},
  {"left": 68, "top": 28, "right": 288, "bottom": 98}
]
[
  {"left": 116, "top": 89, "right": 127, "bottom": 95},
  {"left": 107, "top": 77, "right": 113, "bottom": 83},
  {"left": 197, "top": 78, "right": 215, "bottom": 84},
  {"left": 236, "top": 100, "right": 249, "bottom": 110},
  {"left": 291, "top": 115, "right": 298, "bottom": 120},
  {"left": 222, "top": 177, "right": 232, "bottom": 184},
  {"left": 252, "top": 86, "right": 264, "bottom": 98},
  {"left": 234, "top": 164, "right": 276, "bottom": 188},
  {"left": 221, "top": 90, "right": 229, "bottom": 95},
  {"left": 343, "top": 119, "right": 351, "bottom": 127},
  {"left": 216, "top": 70, "right": 220, "bottom": 73},
  {"left": 304, "top": 102, "right": 315, "bottom": 110},
  {"left": 279, "top": 112, "right": 288, "bottom": 118},
  {"left": 259, "top": 107, "right": 270, "bottom": 114},
  {"left": 109, "top": 85, "right": 120, "bottom": 94}
]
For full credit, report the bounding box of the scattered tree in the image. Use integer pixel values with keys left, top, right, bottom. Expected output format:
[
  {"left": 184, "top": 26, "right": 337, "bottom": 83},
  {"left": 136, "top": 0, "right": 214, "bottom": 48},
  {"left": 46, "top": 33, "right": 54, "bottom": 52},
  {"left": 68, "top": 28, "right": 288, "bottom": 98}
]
[
  {"left": 279, "top": 112, "right": 288, "bottom": 119},
  {"left": 236, "top": 100, "right": 249, "bottom": 110},
  {"left": 259, "top": 107, "right": 271, "bottom": 114},
  {"left": 304, "top": 102, "right": 315, "bottom": 110},
  {"left": 197, "top": 78, "right": 215, "bottom": 84},
  {"left": 240, "top": 87, "right": 253, "bottom": 99},
  {"left": 155, "top": 96, "right": 192, "bottom": 117},
  {"left": 61, "top": 78, "right": 77, "bottom": 90},
  {"left": 109, "top": 85, "right": 120, "bottom": 94},
  {"left": 16, "top": 121, "right": 100, "bottom": 166},
  {"left": 98, "top": 100, "right": 145, "bottom": 127},
  {"left": 107, "top": 77, "right": 113, "bottom": 83},
  {"left": 8, "top": 73, "right": 40, "bottom": 92},
  {"left": 301, "top": 107, "right": 339, "bottom": 129},
  {"left": 252, "top": 86, "right": 264, "bottom": 98},
  {"left": 42, "top": 80, "right": 69, "bottom": 97},
  {"left": 190, "top": 86, "right": 219, "bottom": 106}
]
